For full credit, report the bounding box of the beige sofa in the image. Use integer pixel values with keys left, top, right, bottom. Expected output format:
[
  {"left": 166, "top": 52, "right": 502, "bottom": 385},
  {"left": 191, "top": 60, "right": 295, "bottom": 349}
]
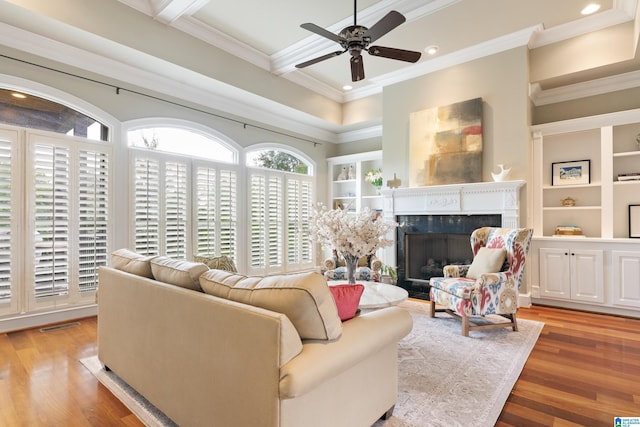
[{"left": 98, "top": 250, "right": 413, "bottom": 427}]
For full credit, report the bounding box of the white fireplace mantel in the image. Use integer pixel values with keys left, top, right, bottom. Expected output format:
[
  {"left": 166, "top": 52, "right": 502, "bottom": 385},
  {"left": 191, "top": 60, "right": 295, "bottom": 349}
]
[{"left": 382, "top": 180, "right": 525, "bottom": 228}]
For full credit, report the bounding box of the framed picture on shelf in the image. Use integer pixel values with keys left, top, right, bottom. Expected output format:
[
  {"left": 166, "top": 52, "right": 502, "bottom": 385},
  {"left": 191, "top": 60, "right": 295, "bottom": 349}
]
[
  {"left": 629, "top": 204, "right": 640, "bottom": 238},
  {"left": 552, "top": 159, "right": 590, "bottom": 186}
]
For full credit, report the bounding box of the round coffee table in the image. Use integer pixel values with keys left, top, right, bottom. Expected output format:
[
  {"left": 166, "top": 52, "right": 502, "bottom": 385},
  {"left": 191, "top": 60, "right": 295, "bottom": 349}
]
[{"left": 327, "top": 281, "right": 408, "bottom": 309}]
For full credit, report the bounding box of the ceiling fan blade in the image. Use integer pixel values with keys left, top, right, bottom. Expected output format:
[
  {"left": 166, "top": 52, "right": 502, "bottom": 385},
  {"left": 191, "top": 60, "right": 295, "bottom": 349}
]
[
  {"left": 350, "top": 55, "right": 365, "bottom": 82},
  {"left": 368, "top": 45, "right": 421, "bottom": 63},
  {"left": 366, "top": 10, "right": 406, "bottom": 43},
  {"left": 295, "top": 50, "right": 345, "bottom": 69},
  {"left": 300, "top": 23, "right": 346, "bottom": 44}
]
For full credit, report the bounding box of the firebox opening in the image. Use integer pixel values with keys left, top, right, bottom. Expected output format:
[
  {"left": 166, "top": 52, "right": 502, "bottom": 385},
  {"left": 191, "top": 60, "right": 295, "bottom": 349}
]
[{"left": 396, "top": 214, "right": 502, "bottom": 300}]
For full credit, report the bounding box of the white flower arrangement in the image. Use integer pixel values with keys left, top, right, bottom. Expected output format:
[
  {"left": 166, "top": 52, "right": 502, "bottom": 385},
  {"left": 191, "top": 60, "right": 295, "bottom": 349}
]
[
  {"left": 364, "top": 168, "right": 383, "bottom": 187},
  {"left": 309, "top": 203, "right": 397, "bottom": 259}
]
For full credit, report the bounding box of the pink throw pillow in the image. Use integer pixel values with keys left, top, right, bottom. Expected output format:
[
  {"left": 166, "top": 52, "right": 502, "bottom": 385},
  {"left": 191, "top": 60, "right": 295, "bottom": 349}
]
[{"left": 329, "top": 284, "right": 365, "bottom": 321}]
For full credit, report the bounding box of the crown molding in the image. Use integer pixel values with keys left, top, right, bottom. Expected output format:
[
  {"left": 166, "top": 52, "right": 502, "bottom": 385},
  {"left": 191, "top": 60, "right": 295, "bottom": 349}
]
[
  {"left": 337, "top": 124, "right": 383, "bottom": 144},
  {"left": 529, "top": 0, "right": 637, "bottom": 48},
  {"left": 530, "top": 69, "right": 640, "bottom": 106},
  {"left": 0, "top": 22, "right": 341, "bottom": 143},
  {"left": 342, "top": 25, "right": 543, "bottom": 102}
]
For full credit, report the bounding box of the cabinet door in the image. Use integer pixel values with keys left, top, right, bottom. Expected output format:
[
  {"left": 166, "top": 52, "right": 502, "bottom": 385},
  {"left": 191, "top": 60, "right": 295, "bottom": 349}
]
[
  {"left": 570, "top": 250, "right": 604, "bottom": 303},
  {"left": 539, "top": 248, "right": 571, "bottom": 300},
  {"left": 612, "top": 251, "right": 640, "bottom": 308}
]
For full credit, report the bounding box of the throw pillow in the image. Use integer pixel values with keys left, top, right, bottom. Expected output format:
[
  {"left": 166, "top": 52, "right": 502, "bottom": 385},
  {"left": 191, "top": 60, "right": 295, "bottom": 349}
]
[
  {"left": 150, "top": 256, "right": 208, "bottom": 292},
  {"left": 199, "top": 270, "right": 342, "bottom": 340},
  {"left": 329, "top": 284, "right": 364, "bottom": 321},
  {"left": 466, "top": 247, "right": 507, "bottom": 279},
  {"left": 110, "top": 248, "right": 155, "bottom": 278},
  {"left": 193, "top": 255, "right": 237, "bottom": 272}
]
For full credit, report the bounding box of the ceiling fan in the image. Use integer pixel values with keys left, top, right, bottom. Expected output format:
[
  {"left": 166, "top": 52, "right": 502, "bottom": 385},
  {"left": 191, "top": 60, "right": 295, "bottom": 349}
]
[{"left": 295, "top": 0, "right": 422, "bottom": 82}]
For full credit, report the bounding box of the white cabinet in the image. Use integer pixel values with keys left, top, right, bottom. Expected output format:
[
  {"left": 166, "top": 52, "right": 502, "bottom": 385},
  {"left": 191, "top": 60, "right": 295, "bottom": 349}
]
[
  {"left": 327, "top": 151, "right": 382, "bottom": 214},
  {"left": 539, "top": 247, "right": 604, "bottom": 303},
  {"left": 612, "top": 251, "right": 640, "bottom": 309}
]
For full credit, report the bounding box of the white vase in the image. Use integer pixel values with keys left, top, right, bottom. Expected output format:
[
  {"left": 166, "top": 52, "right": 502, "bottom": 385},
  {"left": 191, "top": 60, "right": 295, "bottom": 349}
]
[{"left": 491, "top": 164, "right": 511, "bottom": 182}]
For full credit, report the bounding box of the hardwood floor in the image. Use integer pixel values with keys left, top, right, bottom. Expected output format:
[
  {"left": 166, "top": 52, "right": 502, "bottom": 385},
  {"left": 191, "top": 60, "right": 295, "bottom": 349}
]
[{"left": 0, "top": 305, "right": 638, "bottom": 426}]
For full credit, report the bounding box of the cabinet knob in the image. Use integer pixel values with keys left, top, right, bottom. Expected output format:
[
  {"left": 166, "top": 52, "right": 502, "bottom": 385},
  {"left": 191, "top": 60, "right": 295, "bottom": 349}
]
[{"left": 564, "top": 252, "right": 569, "bottom": 256}]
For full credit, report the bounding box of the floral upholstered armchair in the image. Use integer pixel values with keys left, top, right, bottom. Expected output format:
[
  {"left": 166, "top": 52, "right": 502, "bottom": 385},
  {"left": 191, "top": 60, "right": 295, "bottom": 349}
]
[
  {"left": 323, "top": 250, "right": 382, "bottom": 282},
  {"left": 429, "top": 227, "right": 533, "bottom": 337}
]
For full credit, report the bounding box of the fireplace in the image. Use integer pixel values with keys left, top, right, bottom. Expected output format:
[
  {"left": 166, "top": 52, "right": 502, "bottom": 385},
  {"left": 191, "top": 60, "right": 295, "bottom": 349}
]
[
  {"left": 381, "top": 180, "right": 525, "bottom": 300},
  {"left": 397, "top": 214, "right": 501, "bottom": 299}
]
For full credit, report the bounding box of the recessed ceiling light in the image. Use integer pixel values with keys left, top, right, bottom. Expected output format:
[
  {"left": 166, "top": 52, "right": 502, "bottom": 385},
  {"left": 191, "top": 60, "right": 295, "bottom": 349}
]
[
  {"left": 425, "top": 45, "right": 439, "bottom": 55},
  {"left": 581, "top": 3, "right": 600, "bottom": 15},
  {"left": 11, "top": 92, "right": 27, "bottom": 99},
  {"left": 342, "top": 85, "right": 353, "bottom": 91}
]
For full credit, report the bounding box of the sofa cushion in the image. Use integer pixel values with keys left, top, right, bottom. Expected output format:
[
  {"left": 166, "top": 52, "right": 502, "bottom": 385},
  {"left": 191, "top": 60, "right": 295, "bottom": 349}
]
[
  {"left": 466, "top": 247, "right": 507, "bottom": 279},
  {"left": 193, "top": 255, "right": 237, "bottom": 272},
  {"left": 329, "top": 284, "right": 364, "bottom": 321},
  {"left": 110, "top": 249, "right": 154, "bottom": 278},
  {"left": 150, "top": 256, "right": 208, "bottom": 292},
  {"left": 199, "top": 270, "right": 342, "bottom": 340}
]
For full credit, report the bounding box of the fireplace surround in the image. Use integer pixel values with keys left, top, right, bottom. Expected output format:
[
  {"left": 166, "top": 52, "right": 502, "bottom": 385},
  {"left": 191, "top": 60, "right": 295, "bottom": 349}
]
[{"left": 381, "top": 181, "right": 525, "bottom": 299}]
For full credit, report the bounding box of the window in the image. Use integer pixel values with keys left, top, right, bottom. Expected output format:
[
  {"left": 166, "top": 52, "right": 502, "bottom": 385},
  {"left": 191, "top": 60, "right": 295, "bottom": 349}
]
[
  {"left": 246, "top": 147, "right": 314, "bottom": 275},
  {"left": 0, "top": 89, "right": 108, "bottom": 141},
  {"left": 128, "top": 123, "right": 239, "bottom": 262}
]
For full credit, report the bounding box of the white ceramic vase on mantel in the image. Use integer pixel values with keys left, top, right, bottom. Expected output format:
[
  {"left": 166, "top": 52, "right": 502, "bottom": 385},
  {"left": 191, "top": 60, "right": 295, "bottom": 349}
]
[{"left": 491, "top": 164, "right": 511, "bottom": 182}]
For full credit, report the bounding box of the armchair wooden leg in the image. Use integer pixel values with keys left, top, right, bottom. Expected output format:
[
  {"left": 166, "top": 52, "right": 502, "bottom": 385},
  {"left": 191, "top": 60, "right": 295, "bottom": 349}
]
[
  {"left": 430, "top": 300, "right": 436, "bottom": 318},
  {"left": 461, "top": 316, "right": 469, "bottom": 337}
]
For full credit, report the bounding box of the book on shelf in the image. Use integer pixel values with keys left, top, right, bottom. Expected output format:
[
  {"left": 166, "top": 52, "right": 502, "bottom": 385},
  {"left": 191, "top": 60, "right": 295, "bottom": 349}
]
[{"left": 617, "top": 172, "right": 640, "bottom": 181}]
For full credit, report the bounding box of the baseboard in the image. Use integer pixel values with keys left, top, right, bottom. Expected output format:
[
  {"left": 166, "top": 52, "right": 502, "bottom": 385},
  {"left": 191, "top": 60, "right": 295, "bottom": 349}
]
[
  {"left": 518, "top": 292, "right": 532, "bottom": 308},
  {"left": 0, "top": 304, "right": 97, "bottom": 333}
]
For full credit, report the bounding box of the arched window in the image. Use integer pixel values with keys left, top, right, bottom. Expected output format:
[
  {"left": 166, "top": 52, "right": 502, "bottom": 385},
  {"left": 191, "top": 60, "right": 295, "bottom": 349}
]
[
  {"left": 245, "top": 146, "right": 314, "bottom": 275},
  {"left": 125, "top": 120, "right": 240, "bottom": 262},
  {"left": 0, "top": 88, "right": 109, "bottom": 141},
  {"left": 128, "top": 124, "right": 236, "bottom": 163}
]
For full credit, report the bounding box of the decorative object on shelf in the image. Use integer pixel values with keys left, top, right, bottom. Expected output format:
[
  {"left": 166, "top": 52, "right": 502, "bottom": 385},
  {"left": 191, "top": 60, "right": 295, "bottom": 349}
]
[
  {"left": 617, "top": 172, "right": 640, "bottom": 182},
  {"left": 309, "top": 203, "right": 397, "bottom": 284},
  {"left": 630, "top": 205, "right": 640, "bottom": 238},
  {"left": 380, "top": 263, "right": 398, "bottom": 285},
  {"left": 552, "top": 159, "right": 590, "bottom": 186},
  {"left": 347, "top": 164, "right": 356, "bottom": 180},
  {"left": 409, "top": 97, "right": 483, "bottom": 186},
  {"left": 491, "top": 164, "right": 511, "bottom": 182},
  {"left": 561, "top": 197, "right": 576, "bottom": 207},
  {"left": 336, "top": 166, "right": 347, "bottom": 180},
  {"left": 554, "top": 225, "right": 584, "bottom": 237},
  {"left": 365, "top": 168, "right": 383, "bottom": 193},
  {"left": 636, "top": 133, "right": 640, "bottom": 150},
  {"left": 387, "top": 172, "right": 401, "bottom": 188}
]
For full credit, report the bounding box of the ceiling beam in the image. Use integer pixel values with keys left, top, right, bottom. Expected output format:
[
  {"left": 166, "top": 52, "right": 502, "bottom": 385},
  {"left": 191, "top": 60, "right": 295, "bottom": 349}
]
[{"left": 151, "top": 0, "right": 210, "bottom": 24}]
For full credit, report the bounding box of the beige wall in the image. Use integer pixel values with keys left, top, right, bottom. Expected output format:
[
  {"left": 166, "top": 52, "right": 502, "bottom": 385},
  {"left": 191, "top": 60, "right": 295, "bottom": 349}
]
[{"left": 381, "top": 47, "right": 531, "bottom": 217}]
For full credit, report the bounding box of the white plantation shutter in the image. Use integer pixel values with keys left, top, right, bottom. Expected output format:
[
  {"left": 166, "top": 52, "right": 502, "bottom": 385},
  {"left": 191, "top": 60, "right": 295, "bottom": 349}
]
[
  {"left": 195, "top": 166, "right": 237, "bottom": 259},
  {"left": 249, "top": 174, "right": 266, "bottom": 268},
  {"left": 248, "top": 168, "right": 313, "bottom": 274},
  {"left": 286, "top": 177, "right": 313, "bottom": 267},
  {"left": 77, "top": 150, "right": 109, "bottom": 293},
  {"left": 0, "top": 132, "right": 15, "bottom": 306},
  {"left": 134, "top": 158, "right": 160, "bottom": 255},
  {"left": 165, "top": 162, "right": 188, "bottom": 259},
  {"left": 33, "top": 144, "right": 70, "bottom": 298},
  {"left": 268, "top": 175, "right": 283, "bottom": 268}
]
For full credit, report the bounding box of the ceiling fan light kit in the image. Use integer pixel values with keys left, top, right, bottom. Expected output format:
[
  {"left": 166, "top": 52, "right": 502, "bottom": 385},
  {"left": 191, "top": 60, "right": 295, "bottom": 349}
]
[{"left": 295, "top": 0, "right": 422, "bottom": 82}]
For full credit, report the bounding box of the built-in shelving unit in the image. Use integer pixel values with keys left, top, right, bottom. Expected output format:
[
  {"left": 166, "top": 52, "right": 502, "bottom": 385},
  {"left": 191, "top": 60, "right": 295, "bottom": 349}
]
[
  {"left": 530, "top": 108, "right": 640, "bottom": 317},
  {"left": 327, "top": 150, "right": 383, "bottom": 214}
]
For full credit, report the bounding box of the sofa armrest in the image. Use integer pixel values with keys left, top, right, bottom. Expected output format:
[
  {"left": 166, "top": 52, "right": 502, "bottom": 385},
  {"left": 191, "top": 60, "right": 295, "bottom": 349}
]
[{"left": 279, "top": 306, "right": 412, "bottom": 398}]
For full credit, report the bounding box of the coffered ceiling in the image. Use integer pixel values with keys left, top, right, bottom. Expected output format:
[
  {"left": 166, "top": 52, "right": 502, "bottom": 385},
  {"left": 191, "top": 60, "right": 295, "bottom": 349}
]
[{"left": 117, "top": 0, "right": 638, "bottom": 101}]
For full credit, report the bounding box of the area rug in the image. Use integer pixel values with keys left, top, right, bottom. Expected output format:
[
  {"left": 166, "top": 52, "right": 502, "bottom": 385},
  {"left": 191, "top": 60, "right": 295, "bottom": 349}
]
[{"left": 81, "top": 300, "right": 543, "bottom": 427}]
